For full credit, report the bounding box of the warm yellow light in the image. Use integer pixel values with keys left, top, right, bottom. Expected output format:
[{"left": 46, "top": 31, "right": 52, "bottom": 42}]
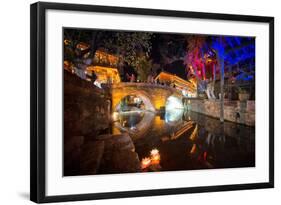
[
  {"left": 151, "top": 155, "right": 160, "bottom": 163},
  {"left": 150, "top": 149, "right": 159, "bottom": 156},
  {"left": 189, "top": 124, "right": 198, "bottom": 141},
  {"left": 86, "top": 66, "right": 121, "bottom": 84},
  {"left": 154, "top": 71, "right": 197, "bottom": 95},
  {"left": 64, "top": 39, "right": 71, "bottom": 45},
  {"left": 94, "top": 50, "right": 119, "bottom": 66},
  {"left": 112, "top": 112, "right": 119, "bottom": 121},
  {"left": 190, "top": 144, "right": 197, "bottom": 154},
  {"left": 141, "top": 157, "right": 151, "bottom": 169},
  {"left": 141, "top": 149, "right": 161, "bottom": 169},
  {"left": 150, "top": 149, "right": 160, "bottom": 164}
]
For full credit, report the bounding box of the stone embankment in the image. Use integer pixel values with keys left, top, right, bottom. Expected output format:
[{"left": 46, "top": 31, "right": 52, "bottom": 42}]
[{"left": 184, "top": 99, "right": 255, "bottom": 126}]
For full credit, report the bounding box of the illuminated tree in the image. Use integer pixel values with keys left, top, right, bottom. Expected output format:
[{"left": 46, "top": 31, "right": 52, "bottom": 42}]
[
  {"left": 64, "top": 29, "right": 105, "bottom": 72},
  {"left": 184, "top": 35, "right": 206, "bottom": 80},
  {"left": 184, "top": 35, "right": 207, "bottom": 97},
  {"left": 105, "top": 32, "right": 152, "bottom": 69},
  {"left": 64, "top": 29, "right": 152, "bottom": 77},
  {"left": 134, "top": 54, "right": 153, "bottom": 82}
]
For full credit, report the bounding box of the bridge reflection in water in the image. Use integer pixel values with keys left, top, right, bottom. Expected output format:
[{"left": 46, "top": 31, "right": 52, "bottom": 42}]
[{"left": 112, "top": 109, "right": 255, "bottom": 172}]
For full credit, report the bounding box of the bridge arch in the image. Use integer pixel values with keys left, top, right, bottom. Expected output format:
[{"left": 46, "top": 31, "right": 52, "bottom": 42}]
[
  {"left": 112, "top": 90, "right": 155, "bottom": 112},
  {"left": 111, "top": 83, "right": 183, "bottom": 112}
]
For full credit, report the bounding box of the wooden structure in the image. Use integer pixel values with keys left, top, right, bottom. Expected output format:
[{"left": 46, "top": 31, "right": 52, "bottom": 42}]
[
  {"left": 86, "top": 66, "right": 121, "bottom": 84},
  {"left": 155, "top": 71, "right": 197, "bottom": 97}
]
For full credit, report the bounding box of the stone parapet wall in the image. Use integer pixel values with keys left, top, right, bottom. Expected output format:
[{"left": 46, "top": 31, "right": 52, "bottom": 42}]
[{"left": 187, "top": 99, "right": 255, "bottom": 126}]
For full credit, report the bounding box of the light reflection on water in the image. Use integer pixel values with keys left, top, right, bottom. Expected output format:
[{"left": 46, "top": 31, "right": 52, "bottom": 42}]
[
  {"left": 112, "top": 109, "right": 255, "bottom": 172},
  {"left": 165, "top": 109, "right": 184, "bottom": 124}
]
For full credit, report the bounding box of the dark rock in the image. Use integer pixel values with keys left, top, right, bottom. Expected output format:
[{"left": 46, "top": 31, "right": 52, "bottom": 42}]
[
  {"left": 64, "top": 136, "right": 84, "bottom": 176},
  {"left": 96, "top": 134, "right": 114, "bottom": 141},
  {"left": 97, "top": 133, "right": 141, "bottom": 173},
  {"left": 111, "top": 149, "right": 141, "bottom": 173},
  {"left": 64, "top": 70, "right": 111, "bottom": 137},
  {"left": 80, "top": 140, "right": 105, "bottom": 175}
]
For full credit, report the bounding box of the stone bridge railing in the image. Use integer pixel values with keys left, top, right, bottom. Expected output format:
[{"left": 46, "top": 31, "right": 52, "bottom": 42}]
[{"left": 111, "top": 82, "right": 179, "bottom": 91}]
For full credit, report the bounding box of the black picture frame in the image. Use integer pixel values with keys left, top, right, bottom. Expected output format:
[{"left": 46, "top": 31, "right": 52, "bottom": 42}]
[{"left": 30, "top": 2, "right": 274, "bottom": 203}]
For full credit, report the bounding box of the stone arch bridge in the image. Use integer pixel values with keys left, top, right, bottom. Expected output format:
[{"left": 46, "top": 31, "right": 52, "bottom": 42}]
[{"left": 110, "top": 83, "right": 183, "bottom": 112}]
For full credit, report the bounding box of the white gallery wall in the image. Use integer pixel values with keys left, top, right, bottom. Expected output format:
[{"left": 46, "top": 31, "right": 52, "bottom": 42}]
[{"left": 0, "top": 0, "right": 280, "bottom": 204}]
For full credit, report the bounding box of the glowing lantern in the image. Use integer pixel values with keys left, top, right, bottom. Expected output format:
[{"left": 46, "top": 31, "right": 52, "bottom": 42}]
[
  {"left": 141, "top": 149, "right": 161, "bottom": 170},
  {"left": 150, "top": 149, "right": 160, "bottom": 164},
  {"left": 150, "top": 149, "right": 159, "bottom": 156},
  {"left": 141, "top": 157, "right": 151, "bottom": 169}
]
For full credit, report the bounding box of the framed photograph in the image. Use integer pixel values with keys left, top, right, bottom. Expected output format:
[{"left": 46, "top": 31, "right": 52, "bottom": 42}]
[{"left": 30, "top": 2, "right": 274, "bottom": 203}]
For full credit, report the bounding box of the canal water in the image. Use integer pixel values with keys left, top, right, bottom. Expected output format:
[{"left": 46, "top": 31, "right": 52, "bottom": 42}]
[{"left": 112, "top": 109, "right": 255, "bottom": 172}]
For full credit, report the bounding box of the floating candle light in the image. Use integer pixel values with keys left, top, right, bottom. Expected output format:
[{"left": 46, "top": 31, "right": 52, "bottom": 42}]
[
  {"left": 150, "top": 149, "right": 160, "bottom": 164},
  {"left": 141, "top": 157, "right": 151, "bottom": 169},
  {"left": 150, "top": 149, "right": 159, "bottom": 156}
]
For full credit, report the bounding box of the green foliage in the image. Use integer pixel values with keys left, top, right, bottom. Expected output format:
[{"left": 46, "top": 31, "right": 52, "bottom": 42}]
[
  {"left": 135, "top": 55, "right": 153, "bottom": 82},
  {"left": 103, "top": 32, "right": 153, "bottom": 69},
  {"left": 64, "top": 29, "right": 153, "bottom": 76},
  {"left": 64, "top": 29, "right": 95, "bottom": 61}
]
